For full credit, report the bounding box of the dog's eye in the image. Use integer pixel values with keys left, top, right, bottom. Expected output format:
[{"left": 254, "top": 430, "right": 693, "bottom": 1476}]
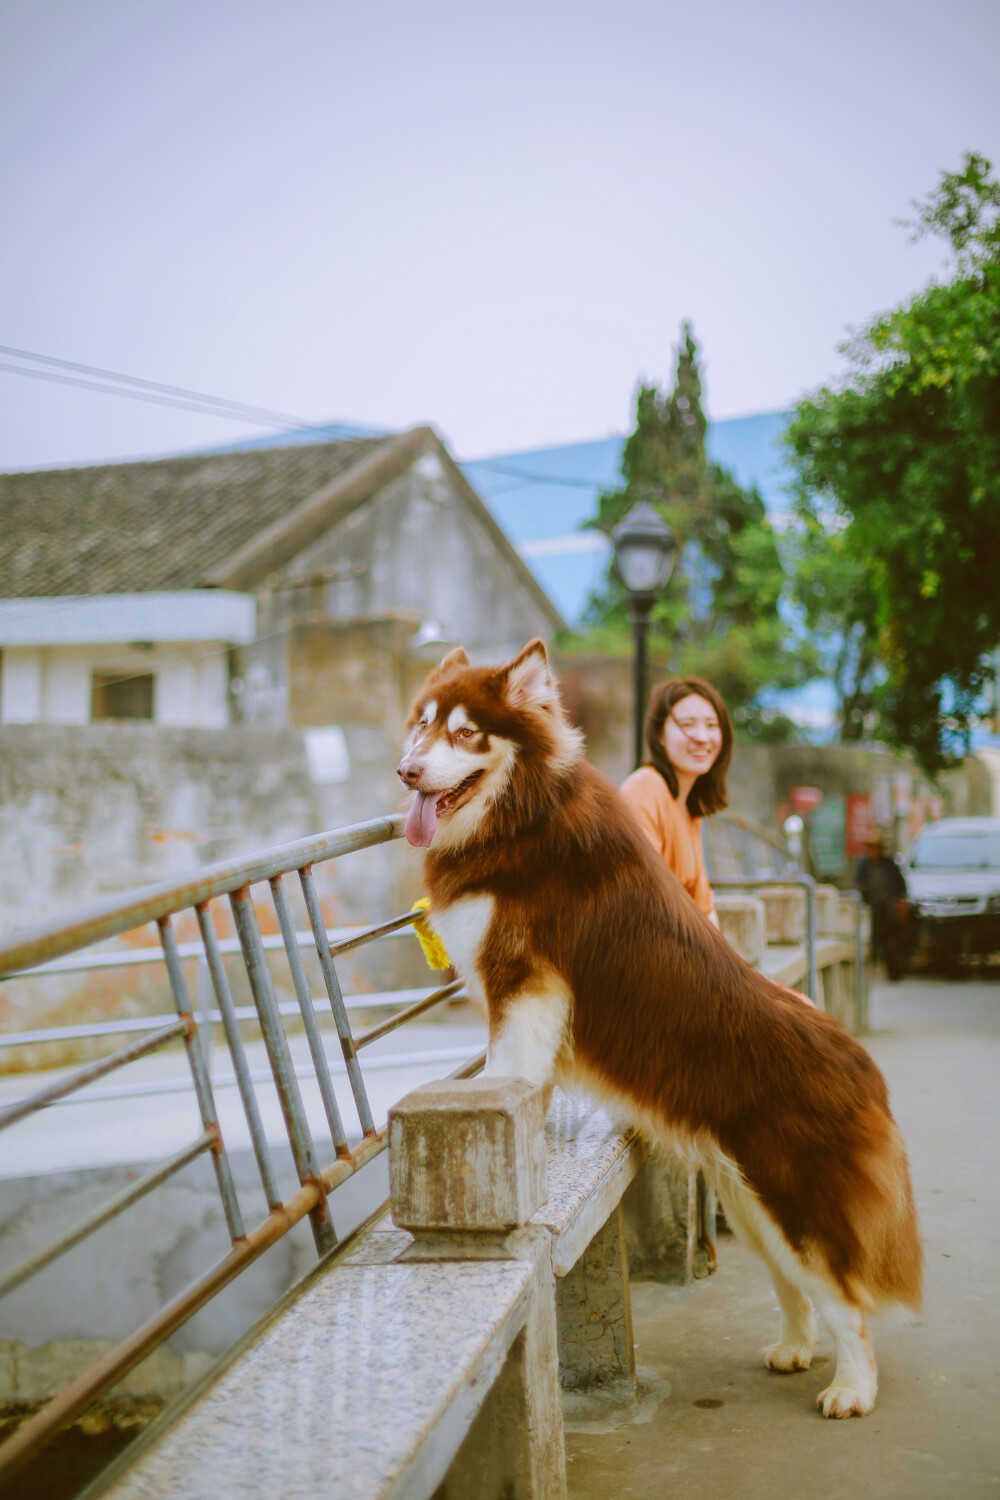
[
  {"left": 416, "top": 717, "right": 428, "bottom": 730},
  {"left": 456, "top": 726, "right": 476, "bottom": 740}
]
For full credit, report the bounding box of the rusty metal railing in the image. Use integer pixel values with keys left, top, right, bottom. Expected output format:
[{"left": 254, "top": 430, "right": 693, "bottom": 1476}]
[
  {"left": 0, "top": 814, "right": 484, "bottom": 1484},
  {"left": 703, "top": 811, "right": 798, "bottom": 883}
]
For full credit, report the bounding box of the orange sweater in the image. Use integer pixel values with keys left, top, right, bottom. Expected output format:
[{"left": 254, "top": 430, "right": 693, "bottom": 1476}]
[{"left": 619, "top": 765, "right": 715, "bottom": 916}]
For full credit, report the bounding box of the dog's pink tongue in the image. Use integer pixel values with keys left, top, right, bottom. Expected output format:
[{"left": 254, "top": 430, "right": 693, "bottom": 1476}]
[{"left": 404, "top": 792, "right": 438, "bottom": 848}]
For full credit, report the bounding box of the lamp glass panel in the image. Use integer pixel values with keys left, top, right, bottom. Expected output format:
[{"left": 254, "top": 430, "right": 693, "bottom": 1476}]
[{"left": 618, "top": 541, "right": 669, "bottom": 593}]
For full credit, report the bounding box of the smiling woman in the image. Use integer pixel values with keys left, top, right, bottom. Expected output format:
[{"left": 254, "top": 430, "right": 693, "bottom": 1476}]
[{"left": 619, "top": 676, "right": 733, "bottom": 925}]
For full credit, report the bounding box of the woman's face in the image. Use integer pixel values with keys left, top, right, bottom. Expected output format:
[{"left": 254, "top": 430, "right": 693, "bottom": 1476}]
[{"left": 662, "top": 692, "right": 723, "bottom": 780}]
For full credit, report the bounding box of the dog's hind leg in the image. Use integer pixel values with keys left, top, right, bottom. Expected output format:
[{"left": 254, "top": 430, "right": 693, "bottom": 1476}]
[
  {"left": 762, "top": 1260, "right": 818, "bottom": 1373},
  {"left": 709, "top": 1169, "right": 817, "bottom": 1375},
  {"left": 811, "top": 1291, "right": 877, "bottom": 1418}
]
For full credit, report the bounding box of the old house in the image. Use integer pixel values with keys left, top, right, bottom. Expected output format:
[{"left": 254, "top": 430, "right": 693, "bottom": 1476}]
[
  {"left": 0, "top": 429, "right": 564, "bottom": 937},
  {"left": 0, "top": 426, "right": 563, "bottom": 731}
]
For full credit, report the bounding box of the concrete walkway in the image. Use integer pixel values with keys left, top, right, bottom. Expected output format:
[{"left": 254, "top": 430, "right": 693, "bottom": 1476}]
[{"left": 565, "top": 974, "right": 1000, "bottom": 1500}]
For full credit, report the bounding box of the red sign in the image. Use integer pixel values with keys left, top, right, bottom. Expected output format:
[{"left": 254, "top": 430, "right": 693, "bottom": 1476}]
[
  {"left": 790, "top": 786, "right": 823, "bottom": 814},
  {"left": 845, "top": 793, "right": 873, "bottom": 859}
]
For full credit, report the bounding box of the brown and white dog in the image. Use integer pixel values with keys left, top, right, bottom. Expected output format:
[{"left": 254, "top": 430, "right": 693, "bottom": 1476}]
[{"left": 397, "top": 639, "right": 922, "bottom": 1418}]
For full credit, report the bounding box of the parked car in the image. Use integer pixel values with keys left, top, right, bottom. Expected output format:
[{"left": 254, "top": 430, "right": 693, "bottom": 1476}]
[{"left": 901, "top": 817, "right": 1000, "bottom": 969}]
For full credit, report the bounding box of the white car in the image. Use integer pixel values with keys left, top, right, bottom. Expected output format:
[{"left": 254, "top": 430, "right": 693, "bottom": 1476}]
[{"left": 902, "top": 817, "right": 1000, "bottom": 967}]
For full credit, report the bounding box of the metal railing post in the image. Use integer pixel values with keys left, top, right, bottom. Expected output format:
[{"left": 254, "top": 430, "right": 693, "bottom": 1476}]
[
  {"left": 229, "top": 886, "right": 336, "bottom": 1257},
  {"left": 803, "top": 875, "right": 818, "bottom": 1006},
  {"left": 269, "top": 875, "right": 350, "bottom": 1157},
  {"left": 195, "top": 902, "right": 283, "bottom": 1213},
  {"left": 299, "top": 866, "right": 376, "bottom": 1139},
  {"left": 197, "top": 954, "right": 213, "bottom": 1077},
  {"left": 159, "top": 917, "right": 246, "bottom": 1245}
]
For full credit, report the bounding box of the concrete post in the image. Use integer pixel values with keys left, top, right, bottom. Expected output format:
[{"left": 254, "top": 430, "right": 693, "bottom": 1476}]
[
  {"left": 388, "top": 1078, "right": 567, "bottom": 1500},
  {"left": 714, "top": 895, "right": 766, "bottom": 965},
  {"left": 759, "top": 886, "right": 806, "bottom": 944},
  {"left": 555, "top": 1203, "right": 635, "bottom": 1397},
  {"left": 622, "top": 1149, "right": 711, "bottom": 1283},
  {"left": 814, "top": 885, "right": 841, "bottom": 935}
]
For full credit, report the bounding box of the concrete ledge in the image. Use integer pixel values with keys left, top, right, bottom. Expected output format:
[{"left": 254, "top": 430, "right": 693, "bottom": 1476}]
[
  {"left": 835, "top": 895, "right": 861, "bottom": 939},
  {"left": 758, "top": 937, "right": 855, "bottom": 993},
  {"left": 338, "top": 1090, "right": 648, "bottom": 1283},
  {"left": 622, "top": 1149, "right": 701, "bottom": 1285},
  {"left": 531, "top": 1092, "right": 647, "bottom": 1278},
  {"left": 94, "top": 1260, "right": 535, "bottom": 1500}
]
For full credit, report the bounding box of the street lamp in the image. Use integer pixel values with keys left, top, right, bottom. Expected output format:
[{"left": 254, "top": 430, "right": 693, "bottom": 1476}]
[{"left": 611, "top": 499, "right": 676, "bottom": 769}]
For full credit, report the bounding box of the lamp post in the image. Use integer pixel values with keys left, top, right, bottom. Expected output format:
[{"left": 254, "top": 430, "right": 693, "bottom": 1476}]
[{"left": 611, "top": 499, "right": 677, "bottom": 769}]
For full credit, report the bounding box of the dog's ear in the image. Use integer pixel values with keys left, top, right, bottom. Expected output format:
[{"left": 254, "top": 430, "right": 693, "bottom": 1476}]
[
  {"left": 436, "top": 647, "right": 470, "bottom": 673},
  {"left": 502, "top": 639, "right": 557, "bottom": 707}
]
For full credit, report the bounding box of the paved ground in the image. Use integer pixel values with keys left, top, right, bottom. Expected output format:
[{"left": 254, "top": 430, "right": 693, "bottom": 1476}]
[{"left": 565, "top": 972, "right": 1000, "bottom": 1500}]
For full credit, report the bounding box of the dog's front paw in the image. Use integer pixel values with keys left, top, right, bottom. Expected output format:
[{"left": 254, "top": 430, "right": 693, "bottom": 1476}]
[
  {"left": 816, "top": 1382, "right": 875, "bottom": 1418},
  {"left": 764, "top": 1341, "right": 813, "bottom": 1372}
]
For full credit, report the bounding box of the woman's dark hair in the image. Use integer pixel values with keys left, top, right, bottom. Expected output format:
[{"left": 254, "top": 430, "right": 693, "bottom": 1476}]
[{"left": 644, "top": 676, "right": 733, "bottom": 817}]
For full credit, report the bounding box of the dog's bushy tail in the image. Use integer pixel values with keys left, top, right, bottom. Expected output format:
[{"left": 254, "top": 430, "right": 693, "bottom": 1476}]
[{"left": 857, "top": 1121, "right": 923, "bottom": 1314}]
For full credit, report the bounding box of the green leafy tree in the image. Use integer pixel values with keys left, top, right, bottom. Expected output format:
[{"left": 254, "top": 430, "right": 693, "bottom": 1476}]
[
  {"left": 786, "top": 505, "right": 883, "bottom": 741},
  {"left": 786, "top": 152, "right": 1000, "bottom": 768},
  {"left": 581, "top": 323, "right": 812, "bottom": 737}
]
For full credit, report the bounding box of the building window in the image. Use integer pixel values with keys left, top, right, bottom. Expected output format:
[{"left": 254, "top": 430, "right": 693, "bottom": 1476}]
[{"left": 91, "top": 672, "right": 155, "bottom": 721}]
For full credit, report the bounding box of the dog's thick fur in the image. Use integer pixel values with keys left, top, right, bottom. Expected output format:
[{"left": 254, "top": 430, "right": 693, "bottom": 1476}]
[{"left": 397, "top": 640, "right": 923, "bottom": 1418}]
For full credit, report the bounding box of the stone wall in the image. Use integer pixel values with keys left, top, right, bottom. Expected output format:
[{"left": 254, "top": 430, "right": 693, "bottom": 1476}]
[
  {"left": 0, "top": 721, "right": 427, "bottom": 1053},
  {"left": 0, "top": 722, "right": 420, "bottom": 931}
]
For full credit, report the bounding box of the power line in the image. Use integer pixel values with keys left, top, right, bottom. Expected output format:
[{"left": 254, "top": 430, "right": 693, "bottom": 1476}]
[
  {"left": 2, "top": 344, "right": 608, "bottom": 489},
  {"left": 464, "top": 459, "right": 610, "bottom": 491},
  {"left": 0, "top": 360, "right": 321, "bottom": 429},
  {"left": 0, "top": 345, "right": 380, "bottom": 440},
  {"left": 1, "top": 345, "right": 788, "bottom": 517},
  {"left": 464, "top": 459, "right": 790, "bottom": 516}
]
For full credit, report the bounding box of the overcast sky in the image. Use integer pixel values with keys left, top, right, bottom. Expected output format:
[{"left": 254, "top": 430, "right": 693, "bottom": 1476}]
[{"left": 1, "top": 0, "right": 998, "bottom": 472}]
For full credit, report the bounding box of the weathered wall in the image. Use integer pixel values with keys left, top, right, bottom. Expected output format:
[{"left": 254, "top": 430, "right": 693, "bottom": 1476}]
[
  {"left": 0, "top": 722, "right": 419, "bottom": 930},
  {"left": 284, "top": 617, "right": 435, "bottom": 732},
  {"left": 244, "top": 459, "right": 558, "bottom": 726},
  {"left": 0, "top": 725, "right": 317, "bottom": 929},
  {"left": 553, "top": 653, "right": 642, "bottom": 786},
  {"left": 0, "top": 722, "right": 428, "bottom": 1051}
]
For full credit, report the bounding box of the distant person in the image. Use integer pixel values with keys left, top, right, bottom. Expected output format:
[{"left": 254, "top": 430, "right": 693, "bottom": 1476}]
[
  {"left": 619, "top": 676, "right": 732, "bottom": 928},
  {"left": 854, "top": 830, "right": 908, "bottom": 980}
]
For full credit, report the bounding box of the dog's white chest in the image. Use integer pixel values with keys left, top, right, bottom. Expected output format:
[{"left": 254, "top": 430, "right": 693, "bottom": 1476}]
[{"left": 430, "top": 895, "right": 494, "bottom": 981}]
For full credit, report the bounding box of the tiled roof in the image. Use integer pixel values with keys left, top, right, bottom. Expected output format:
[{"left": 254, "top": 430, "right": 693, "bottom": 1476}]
[{"left": 0, "top": 437, "right": 387, "bottom": 597}]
